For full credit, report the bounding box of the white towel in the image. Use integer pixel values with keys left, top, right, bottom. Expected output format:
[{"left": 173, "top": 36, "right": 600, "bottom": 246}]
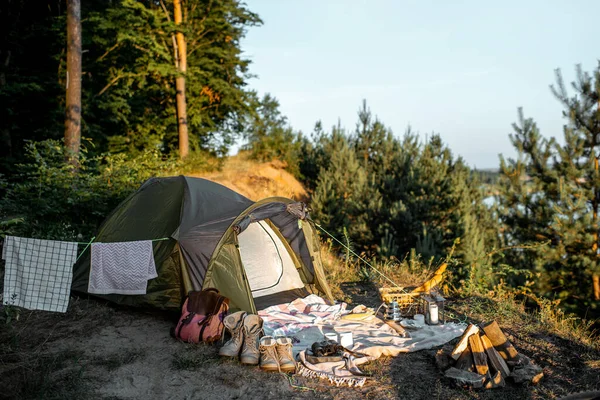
[
  {"left": 89, "top": 241, "right": 157, "bottom": 295},
  {"left": 2, "top": 236, "right": 78, "bottom": 313}
]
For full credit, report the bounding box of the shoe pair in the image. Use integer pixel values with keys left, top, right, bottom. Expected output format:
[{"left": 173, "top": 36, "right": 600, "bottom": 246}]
[
  {"left": 218, "top": 311, "right": 263, "bottom": 365},
  {"left": 259, "top": 336, "right": 296, "bottom": 373}
]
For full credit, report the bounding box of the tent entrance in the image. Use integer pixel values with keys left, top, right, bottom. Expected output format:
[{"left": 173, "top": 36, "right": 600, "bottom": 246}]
[{"left": 238, "top": 220, "right": 306, "bottom": 308}]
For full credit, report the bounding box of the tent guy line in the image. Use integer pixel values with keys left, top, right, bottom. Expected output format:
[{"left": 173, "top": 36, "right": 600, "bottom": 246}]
[{"left": 309, "top": 219, "right": 408, "bottom": 292}]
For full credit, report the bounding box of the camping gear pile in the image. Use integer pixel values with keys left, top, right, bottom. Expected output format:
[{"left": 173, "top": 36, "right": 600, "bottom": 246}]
[
  {"left": 254, "top": 293, "right": 466, "bottom": 386},
  {"left": 436, "top": 321, "right": 544, "bottom": 389},
  {"left": 375, "top": 263, "right": 449, "bottom": 337}
]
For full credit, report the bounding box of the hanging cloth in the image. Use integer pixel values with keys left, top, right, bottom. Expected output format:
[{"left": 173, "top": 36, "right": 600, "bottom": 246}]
[
  {"left": 88, "top": 240, "right": 157, "bottom": 295},
  {"left": 2, "top": 236, "right": 78, "bottom": 313}
]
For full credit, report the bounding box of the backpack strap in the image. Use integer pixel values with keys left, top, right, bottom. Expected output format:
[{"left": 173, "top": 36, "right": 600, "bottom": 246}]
[
  {"left": 197, "top": 313, "right": 213, "bottom": 342},
  {"left": 176, "top": 311, "right": 196, "bottom": 339},
  {"left": 197, "top": 295, "right": 227, "bottom": 342}
]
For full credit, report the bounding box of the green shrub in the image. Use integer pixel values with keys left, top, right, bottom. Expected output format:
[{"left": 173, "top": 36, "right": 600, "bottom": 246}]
[{"left": 0, "top": 139, "right": 217, "bottom": 241}]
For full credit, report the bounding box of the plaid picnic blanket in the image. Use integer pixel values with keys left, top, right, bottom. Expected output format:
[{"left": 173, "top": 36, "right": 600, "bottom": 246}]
[
  {"left": 258, "top": 294, "right": 347, "bottom": 337},
  {"left": 258, "top": 294, "right": 466, "bottom": 388}
]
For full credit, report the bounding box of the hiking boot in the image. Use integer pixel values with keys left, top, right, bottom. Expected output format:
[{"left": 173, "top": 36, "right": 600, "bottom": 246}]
[
  {"left": 240, "top": 314, "right": 263, "bottom": 365},
  {"left": 259, "top": 336, "right": 279, "bottom": 372},
  {"left": 219, "top": 311, "right": 247, "bottom": 358},
  {"left": 275, "top": 336, "right": 296, "bottom": 372}
]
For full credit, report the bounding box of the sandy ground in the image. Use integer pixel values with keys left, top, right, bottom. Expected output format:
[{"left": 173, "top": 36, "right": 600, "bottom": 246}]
[
  {"left": 53, "top": 311, "right": 299, "bottom": 400},
  {"left": 2, "top": 283, "right": 599, "bottom": 400}
]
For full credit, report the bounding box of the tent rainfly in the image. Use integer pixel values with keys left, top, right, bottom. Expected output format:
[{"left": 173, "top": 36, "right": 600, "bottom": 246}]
[{"left": 72, "top": 176, "right": 333, "bottom": 312}]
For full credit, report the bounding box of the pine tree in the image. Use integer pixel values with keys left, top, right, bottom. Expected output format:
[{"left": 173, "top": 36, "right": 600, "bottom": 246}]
[
  {"left": 84, "top": 0, "right": 262, "bottom": 155},
  {"left": 311, "top": 129, "right": 382, "bottom": 251},
  {"left": 173, "top": 0, "right": 189, "bottom": 158},
  {"left": 307, "top": 102, "right": 493, "bottom": 267},
  {"left": 551, "top": 64, "right": 600, "bottom": 304},
  {"left": 381, "top": 133, "right": 491, "bottom": 268},
  {"left": 496, "top": 108, "right": 557, "bottom": 279},
  {"left": 498, "top": 63, "right": 600, "bottom": 313},
  {"left": 351, "top": 100, "right": 400, "bottom": 247}
]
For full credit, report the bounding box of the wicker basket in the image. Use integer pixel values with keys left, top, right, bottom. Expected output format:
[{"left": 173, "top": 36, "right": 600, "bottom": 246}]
[{"left": 378, "top": 288, "right": 422, "bottom": 317}]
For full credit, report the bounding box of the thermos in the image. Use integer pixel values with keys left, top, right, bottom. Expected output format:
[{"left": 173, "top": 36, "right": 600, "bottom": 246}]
[{"left": 386, "top": 300, "right": 401, "bottom": 322}]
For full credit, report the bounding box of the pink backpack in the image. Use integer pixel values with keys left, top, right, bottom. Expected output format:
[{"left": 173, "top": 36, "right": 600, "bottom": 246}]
[{"left": 174, "top": 288, "right": 229, "bottom": 344}]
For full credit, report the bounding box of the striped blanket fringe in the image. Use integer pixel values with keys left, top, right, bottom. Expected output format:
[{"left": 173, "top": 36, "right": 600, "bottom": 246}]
[{"left": 296, "top": 360, "right": 367, "bottom": 387}]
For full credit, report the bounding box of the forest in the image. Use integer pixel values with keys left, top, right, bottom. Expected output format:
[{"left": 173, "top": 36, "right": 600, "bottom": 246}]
[{"left": 1, "top": 0, "right": 599, "bottom": 322}]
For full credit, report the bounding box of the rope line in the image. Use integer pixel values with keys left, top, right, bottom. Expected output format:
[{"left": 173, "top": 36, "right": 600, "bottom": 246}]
[
  {"left": 74, "top": 237, "right": 171, "bottom": 262},
  {"left": 75, "top": 236, "right": 95, "bottom": 263},
  {"left": 74, "top": 237, "right": 170, "bottom": 244},
  {"left": 310, "top": 220, "right": 407, "bottom": 291}
]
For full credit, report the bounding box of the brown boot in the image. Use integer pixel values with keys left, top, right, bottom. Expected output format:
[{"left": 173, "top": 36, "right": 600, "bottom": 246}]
[
  {"left": 218, "top": 311, "right": 247, "bottom": 358},
  {"left": 259, "top": 336, "right": 279, "bottom": 372},
  {"left": 275, "top": 336, "right": 296, "bottom": 372},
  {"left": 240, "top": 314, "right": 263, "bottom": 365}
]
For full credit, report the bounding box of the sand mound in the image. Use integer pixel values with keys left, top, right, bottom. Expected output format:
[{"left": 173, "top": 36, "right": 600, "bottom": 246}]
[{"left": 193, "top": 153, "right": 308, "bottom": 201}]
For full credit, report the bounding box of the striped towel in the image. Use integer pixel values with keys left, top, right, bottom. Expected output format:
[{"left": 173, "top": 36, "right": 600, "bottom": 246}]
[{"left": 88, "top": 241, "right": 157, "bottom": 295}]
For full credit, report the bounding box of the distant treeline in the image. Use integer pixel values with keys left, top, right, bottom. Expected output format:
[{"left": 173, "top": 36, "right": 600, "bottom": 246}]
[{"left": 473, "top": 169, "right": 500, "bottom": 185}]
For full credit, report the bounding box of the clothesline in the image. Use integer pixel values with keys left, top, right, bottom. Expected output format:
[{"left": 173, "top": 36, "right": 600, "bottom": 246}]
[
  {"left": 74, "top": 237, "right": 170, "bottom": 245},
  {"left": 74, "top": 236, "right": 171, "bottom": 262}
]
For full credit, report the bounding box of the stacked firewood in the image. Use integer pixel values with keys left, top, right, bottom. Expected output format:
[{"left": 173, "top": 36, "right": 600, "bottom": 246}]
[{"left": 436, "top": 321, "right": 544, "bottom": 389}]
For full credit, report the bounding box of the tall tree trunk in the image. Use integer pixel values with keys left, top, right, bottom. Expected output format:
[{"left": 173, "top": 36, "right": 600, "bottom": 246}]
[
  {"left": 173, "top": 0, "right": 188, "bottom": 159},
  {"left": 595, "top": 98, "right": 600, "bottom": 301},
  {"left": 64, "top": 0, "right": 81, "bottom": 166},
  {"left": 593, "top": 159, "right": 599, "bottom": 300}
]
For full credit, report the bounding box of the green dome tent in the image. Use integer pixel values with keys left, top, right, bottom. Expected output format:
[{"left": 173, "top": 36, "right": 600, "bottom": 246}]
[{"left": 72, "top": 176, "right": 333, "bottom": 312}]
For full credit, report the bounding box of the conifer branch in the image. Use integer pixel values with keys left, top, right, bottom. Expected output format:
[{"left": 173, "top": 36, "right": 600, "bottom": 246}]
[{"left": 97, "top": 42, "right": 121, "bottom": 62}]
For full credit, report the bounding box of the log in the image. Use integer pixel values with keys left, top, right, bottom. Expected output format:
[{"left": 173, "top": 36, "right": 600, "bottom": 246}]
[
  {"left": 480, "top": 333, "right": 511, "bottom": 378},
  {"left": 510, "top": 363, "right": 544, "bottom": 384},
  {"left": 454, "top": 346, "right": 475, "bottom": 372},
  {"left": 444, "top": 367, "right": 486, "bottom": 389},
  {"left": 468, "top": 334, "right": 489, "bottom": 376},
  {"left": 484, "top": 371, "right": 506, "bottom": 389},
  {"left": 481, "top": 321, "right": 519, "bottom": 361},
  {"left": 506, "top": 355, "right": 528, "bottom": 369},
  {"left": 451, "top": 324, "right": 480, "bottom": 360}
]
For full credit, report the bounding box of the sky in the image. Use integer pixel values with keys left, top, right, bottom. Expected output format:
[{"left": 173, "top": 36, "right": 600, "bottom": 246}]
[{"left": 240, "top": 0, "right": 599, "bottom": 169}]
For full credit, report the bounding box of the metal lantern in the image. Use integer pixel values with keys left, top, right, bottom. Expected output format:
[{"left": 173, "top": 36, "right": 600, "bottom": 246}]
[{"left": 419, "top": 292, "right": 446, "bottom": 325}]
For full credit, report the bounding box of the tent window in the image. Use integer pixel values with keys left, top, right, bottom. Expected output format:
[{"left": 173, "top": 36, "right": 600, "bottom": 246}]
[
  {"left": 237, "top": 220, "right": 305, "bottom": 298},
  {"left": 251, "top": 222, "right": 284, "bottom": 292}
]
